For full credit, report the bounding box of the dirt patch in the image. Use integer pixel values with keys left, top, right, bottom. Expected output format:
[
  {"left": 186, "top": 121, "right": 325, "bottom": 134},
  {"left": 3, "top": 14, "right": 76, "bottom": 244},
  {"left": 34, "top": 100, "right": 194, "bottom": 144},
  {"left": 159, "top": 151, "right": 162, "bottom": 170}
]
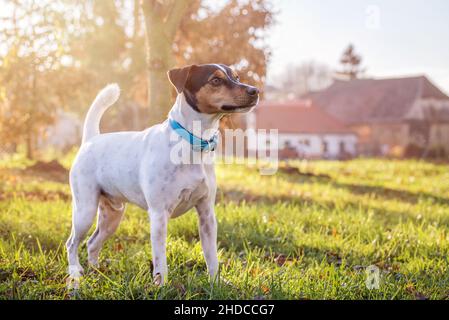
[
  {"left": 0, "top": 161, "right": 70, "bottom": 201},
  {"left": 24, "top": 160, "right": 69, "bottom": 183},
  {"left": 26, "top": 160, "right": 68, "bottom": 174}
]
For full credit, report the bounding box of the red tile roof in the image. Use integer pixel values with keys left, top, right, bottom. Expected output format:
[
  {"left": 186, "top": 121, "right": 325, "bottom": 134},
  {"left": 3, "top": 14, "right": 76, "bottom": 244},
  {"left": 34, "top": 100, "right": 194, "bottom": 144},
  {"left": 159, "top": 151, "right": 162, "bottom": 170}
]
[
  {"left": 305, "top": 76, "right": 449, "bottom": 124},
  {"left": 254, "top": 100, "right": 355, "bottom": 134}
]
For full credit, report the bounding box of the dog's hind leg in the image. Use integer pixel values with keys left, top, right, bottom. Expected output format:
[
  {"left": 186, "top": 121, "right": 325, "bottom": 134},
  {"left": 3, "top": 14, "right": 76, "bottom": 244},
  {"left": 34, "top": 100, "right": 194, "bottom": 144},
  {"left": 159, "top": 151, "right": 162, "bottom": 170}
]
[
  {"left": 87, "top": 197, "right": 125, "bottom": 266},
  {"left": 66, "top": 183, "right": 99, "bottom": 279},
  {"left": 196, "top": 199, "right": 219, "bottom": 280},
  {"left": 148, "top": 207, "right": 169, "bottom": 286}
]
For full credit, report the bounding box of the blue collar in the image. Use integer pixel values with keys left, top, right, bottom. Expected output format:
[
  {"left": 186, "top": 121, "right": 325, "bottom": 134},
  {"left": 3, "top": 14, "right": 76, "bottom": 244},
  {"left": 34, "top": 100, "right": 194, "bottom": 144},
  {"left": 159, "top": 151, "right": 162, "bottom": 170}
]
[{"left": 169, "top": 118, "right": 219, "bottom": 152}]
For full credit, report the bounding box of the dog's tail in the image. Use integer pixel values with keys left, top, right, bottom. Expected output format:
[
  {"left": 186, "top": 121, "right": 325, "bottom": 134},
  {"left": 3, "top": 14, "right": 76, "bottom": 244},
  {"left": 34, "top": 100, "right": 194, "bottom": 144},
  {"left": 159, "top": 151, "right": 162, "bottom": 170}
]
[{"left": 82, "top": 83, "right": 120, "bottom": 144}]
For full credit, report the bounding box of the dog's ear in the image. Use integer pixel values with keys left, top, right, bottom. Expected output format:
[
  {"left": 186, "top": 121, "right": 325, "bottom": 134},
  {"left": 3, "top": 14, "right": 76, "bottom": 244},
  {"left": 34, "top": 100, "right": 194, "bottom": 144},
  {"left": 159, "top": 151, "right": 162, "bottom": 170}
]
[{"left": 167, "top": 65, "right": 197, "bottom": 94}]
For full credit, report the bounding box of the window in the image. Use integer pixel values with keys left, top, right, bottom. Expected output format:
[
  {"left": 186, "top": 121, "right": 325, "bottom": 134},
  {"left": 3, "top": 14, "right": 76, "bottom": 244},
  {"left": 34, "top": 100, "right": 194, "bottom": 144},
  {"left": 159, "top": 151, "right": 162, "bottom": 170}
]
[
  {"left": 322, "top": 141, "right": 328, "bottom": 153},
  {"left": 339, "top": 141, "right": 346, "bottom": 154}
]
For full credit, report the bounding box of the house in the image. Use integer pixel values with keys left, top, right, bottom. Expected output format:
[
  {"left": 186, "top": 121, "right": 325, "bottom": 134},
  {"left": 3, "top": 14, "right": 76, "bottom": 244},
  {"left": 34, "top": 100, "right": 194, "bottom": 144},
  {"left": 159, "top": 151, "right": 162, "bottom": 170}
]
[
  {"left": 305, "top": 75, "right": 449, "bottom": 157},
  {"left": 246, "top": 100, "right": 358, "bottom": 159}
]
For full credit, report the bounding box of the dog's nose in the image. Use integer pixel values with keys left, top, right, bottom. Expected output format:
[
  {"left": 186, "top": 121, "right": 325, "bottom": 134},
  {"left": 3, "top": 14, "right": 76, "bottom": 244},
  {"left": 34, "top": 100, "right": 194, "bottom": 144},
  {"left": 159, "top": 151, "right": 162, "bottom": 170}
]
[{"left": 246, "top": 86, "right": 259, "bottom": 96}]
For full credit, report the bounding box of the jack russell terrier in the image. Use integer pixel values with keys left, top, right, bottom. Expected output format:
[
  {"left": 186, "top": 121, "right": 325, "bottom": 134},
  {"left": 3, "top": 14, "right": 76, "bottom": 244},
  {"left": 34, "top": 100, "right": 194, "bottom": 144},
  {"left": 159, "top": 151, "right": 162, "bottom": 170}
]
[{"left": 66, "top": 64, "right": 259, "bottom": 286}]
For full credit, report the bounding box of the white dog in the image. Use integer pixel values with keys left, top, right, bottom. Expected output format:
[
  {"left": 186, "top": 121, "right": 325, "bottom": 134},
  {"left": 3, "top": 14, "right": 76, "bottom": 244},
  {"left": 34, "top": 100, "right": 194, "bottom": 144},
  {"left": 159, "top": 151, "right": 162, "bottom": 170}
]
[{"left": 66, "top": 64, "right": 259, "bottom": 286}]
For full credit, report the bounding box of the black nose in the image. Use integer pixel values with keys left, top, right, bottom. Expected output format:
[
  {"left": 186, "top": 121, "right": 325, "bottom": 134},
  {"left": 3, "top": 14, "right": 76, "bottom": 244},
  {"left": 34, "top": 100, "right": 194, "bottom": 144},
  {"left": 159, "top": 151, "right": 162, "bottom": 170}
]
[{"left": 246, "top": 86, "right": 259, "bottom": 96}]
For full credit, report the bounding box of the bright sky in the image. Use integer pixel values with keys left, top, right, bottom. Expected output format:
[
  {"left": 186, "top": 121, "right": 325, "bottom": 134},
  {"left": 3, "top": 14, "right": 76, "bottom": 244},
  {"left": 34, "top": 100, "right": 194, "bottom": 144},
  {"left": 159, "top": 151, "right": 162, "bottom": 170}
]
[{"left": 267, "top": 0, "right": 449, "bottom": 94}]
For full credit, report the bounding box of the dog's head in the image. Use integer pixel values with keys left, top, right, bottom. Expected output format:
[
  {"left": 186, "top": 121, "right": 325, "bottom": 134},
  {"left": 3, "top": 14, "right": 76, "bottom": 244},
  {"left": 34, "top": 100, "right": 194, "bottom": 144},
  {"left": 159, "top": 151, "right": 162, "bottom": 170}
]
[{"left": 168, "top": 64, "right": 259, "bottom": 114}]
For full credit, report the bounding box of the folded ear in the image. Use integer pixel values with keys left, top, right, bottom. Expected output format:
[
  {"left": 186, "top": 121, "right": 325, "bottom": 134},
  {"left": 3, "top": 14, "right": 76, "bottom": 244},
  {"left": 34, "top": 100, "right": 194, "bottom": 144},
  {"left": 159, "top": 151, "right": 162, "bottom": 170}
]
[{"left": 167, "top": 65, "right": 196, "bottom": 94}]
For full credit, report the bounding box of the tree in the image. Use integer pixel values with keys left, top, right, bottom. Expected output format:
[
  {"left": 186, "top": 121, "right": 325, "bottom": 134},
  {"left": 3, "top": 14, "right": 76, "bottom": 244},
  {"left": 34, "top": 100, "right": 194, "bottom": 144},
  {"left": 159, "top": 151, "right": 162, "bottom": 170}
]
[
  {"left": 142, "top": 0, "right": 274, "bottom": 125},
  {"left": 176, "top": 0, "right": 273, "bottom": 89},
  {"left": 0, "top": 0, "right": 88, "bottom": 159},
  {"left": 72, "top": 1, "right": 128, "bottom": 84},
  {"left": 141, "top": 0, "right": 191, "bottom": 125},
  {"left": 67, "top": 0, "right": 144, "bottom": 131},
  {"left": 0, "top": 0, "right": 275, "bottom": 158},
  {"left": 337, "top": 44, "right": 365, "bottom": 80}
]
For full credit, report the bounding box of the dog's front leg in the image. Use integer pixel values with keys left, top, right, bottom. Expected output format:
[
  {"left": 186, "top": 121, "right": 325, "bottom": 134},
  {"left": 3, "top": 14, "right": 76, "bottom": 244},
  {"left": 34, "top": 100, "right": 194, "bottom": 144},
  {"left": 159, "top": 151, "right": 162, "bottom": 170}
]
[
  {"left": 149, "top": 208, "right": 168, "bottom": 286},
  {"left": 196, "top": 199, "right": 219, "bottom": 280}
]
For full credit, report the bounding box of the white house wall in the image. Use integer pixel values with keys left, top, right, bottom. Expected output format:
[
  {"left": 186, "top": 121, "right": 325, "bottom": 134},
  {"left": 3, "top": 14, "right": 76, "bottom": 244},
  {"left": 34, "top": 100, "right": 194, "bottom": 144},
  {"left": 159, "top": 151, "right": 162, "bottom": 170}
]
[
  {"left": 280, "top": 133, "right": 357, "bottom": 158},
  {"left": 248, "top": 132, "right": 358, "bottom": 159},
  {"left": 245, "top": 113, "right": 358, "bottom": 158}
]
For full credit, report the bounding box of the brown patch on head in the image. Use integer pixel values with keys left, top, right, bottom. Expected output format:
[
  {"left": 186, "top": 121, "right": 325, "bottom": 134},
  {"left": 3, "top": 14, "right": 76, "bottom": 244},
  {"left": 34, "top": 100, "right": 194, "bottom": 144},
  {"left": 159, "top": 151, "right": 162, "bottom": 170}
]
[
  {"left": 195, "top": 84, "right": 241, "bottom": 114},
  {"left": 194, "top": 67, "right": 255, "bottom": 113},
  {"left": 170, "top": 63, "right": 260, "bottom": 114},
  {"left": 210, "top": 69, "right": 227, "bottom": 81}
]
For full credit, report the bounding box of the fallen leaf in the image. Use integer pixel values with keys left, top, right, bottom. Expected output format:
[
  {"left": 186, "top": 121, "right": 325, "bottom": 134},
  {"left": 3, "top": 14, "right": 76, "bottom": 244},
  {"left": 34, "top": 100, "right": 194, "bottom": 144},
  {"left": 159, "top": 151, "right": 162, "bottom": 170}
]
[
  {"left": 274, "top": 254, "right": 287, "bottom": 266},
  {"left": 406, "top": 283, "right": 429, "bottom": 300},
  {"left": 332, "top": 227, "right": 338, "bottom": 238},
  {"left": 261, "top": 285, "right": 270, "bottom": 294},
  {"left": 114, "top": 242, "right": 123, "bottom": 252}
]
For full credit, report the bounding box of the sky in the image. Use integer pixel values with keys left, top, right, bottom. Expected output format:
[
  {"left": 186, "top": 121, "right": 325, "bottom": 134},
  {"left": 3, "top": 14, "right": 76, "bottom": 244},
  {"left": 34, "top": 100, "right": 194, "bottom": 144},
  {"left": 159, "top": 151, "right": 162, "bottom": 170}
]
[{"left": 266, "top": 0, "right": 449, "bottom": 94}]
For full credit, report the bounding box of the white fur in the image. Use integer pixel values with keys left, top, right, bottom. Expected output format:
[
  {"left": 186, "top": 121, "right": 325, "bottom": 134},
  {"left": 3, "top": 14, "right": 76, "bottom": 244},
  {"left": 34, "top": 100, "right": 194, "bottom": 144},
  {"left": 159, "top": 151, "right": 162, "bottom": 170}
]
[
  {"left": 66, "top": 85, "right": 220, "bottom": 286},
  {"left": 82, "top": 84, "right": 120, "bottom": 144}
]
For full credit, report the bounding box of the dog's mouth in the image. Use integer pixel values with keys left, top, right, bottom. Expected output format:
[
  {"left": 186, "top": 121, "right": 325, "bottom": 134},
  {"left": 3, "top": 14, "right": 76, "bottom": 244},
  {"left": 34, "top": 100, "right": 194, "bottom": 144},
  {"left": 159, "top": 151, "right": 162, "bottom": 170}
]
[{"left": 221, "top": 100, "right": 258, "bottom": 112}]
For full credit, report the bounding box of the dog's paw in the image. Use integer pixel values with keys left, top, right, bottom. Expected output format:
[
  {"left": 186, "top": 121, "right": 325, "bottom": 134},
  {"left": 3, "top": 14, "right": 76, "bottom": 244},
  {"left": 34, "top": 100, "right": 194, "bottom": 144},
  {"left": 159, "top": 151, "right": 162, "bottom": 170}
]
[
  {"left": 66, "top": 275, "right": 81, "bottom": 290},
  {"left": 68, "top": 265, "right": 84, "bottom": 277},
  {"left": 153, "top": 273, "right": 164, "bottom": 287},
  {"left": 66, "top": 265, "right": 84, "bottom": 290}
]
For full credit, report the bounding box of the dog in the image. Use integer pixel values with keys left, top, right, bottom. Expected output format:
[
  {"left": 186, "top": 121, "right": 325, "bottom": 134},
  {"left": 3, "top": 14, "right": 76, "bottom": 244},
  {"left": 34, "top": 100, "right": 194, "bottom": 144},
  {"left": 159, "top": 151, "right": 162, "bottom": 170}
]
[{"left": 66, "top": 64, "right": 259, "bottom": 286}]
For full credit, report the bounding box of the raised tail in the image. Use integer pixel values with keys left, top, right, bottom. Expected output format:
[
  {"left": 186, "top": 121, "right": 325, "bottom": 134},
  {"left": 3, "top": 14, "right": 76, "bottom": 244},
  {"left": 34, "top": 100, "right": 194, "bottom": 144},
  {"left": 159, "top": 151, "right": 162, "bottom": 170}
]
[{"left": 82, "top": 84, "right": 120, "bottom": 144}]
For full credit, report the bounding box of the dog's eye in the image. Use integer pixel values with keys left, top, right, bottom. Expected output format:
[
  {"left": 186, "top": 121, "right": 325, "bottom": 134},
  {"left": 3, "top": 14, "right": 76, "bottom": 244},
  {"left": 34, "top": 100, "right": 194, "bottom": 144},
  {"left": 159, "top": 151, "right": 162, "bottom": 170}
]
[{"left": 210, "top": 77, "right": 223, "bottom": 86}]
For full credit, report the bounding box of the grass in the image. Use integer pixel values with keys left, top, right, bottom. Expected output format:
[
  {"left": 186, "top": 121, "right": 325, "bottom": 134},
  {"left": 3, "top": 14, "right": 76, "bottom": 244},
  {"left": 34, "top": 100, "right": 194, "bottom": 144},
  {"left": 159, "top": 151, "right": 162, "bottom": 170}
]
[{"left": 0, "top": 156, "right": 449, "bottom": 299}]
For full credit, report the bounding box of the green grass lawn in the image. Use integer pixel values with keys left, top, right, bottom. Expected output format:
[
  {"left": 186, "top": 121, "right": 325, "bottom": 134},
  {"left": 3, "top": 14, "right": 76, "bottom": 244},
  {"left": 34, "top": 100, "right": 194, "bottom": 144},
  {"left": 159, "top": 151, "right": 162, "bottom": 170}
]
[{"left": 0, "top": 156, "right": 448, "bottom": 299}]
